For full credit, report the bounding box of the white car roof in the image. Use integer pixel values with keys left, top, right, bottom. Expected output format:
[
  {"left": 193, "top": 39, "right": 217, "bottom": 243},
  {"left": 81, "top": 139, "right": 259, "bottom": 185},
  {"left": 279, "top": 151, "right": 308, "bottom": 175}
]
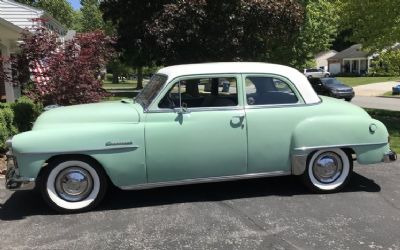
[{"left": 157, "top": 62, "right": 320, "bottom": 104}]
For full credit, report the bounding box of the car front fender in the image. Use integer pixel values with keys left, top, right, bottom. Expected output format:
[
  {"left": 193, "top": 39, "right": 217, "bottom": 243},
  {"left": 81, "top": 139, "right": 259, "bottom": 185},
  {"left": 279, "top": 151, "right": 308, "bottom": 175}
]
[{"left": 11, "top": 123, "right": 147, "bottom": 187}]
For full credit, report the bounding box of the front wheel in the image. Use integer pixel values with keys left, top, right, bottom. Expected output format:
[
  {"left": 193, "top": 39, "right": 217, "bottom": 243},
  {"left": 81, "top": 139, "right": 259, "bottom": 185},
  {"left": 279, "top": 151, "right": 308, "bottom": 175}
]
[
  {"left": 40, "top": 157, "right": 108, "bottom": 213},
  {"left": 302, "top": 148, "right": 353, "bottom": 193}
]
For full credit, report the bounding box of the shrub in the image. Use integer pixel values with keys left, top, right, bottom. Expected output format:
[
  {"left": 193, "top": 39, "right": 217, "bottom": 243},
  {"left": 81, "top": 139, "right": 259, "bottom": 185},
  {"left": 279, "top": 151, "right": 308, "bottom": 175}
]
[
  {"left": 12, "top": 26, "right": 115, "bottom": 105},
  {"left": 0, "top": 105, "right": 17, "bottom": 151},
  {"left": 11, "top": 96, "right": 43, "bottom": 132}
]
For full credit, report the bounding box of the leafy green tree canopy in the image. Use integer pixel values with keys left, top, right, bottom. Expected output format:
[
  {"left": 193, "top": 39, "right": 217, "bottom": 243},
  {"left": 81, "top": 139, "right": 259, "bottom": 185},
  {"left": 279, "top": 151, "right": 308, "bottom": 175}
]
[
  {"left": 289, "top": 0, "right": 340, "bottom": 69},
  {"left": 148, "top": 0, "right": 304, "bottom": 65},
  {"left": 340, "top": 0, "right": 400, "bottom": 50},
  {"left": 79, "top": 0, "right": 105, "bottom": 32},
  {"left": 102, "top": 0, "right": 304, "bottom": 67}
]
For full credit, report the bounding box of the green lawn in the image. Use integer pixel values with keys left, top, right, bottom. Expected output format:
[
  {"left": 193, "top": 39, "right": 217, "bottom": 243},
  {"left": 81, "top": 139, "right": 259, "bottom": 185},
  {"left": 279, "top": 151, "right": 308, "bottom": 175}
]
[
  {"left": 102, "top": 80, "right": 137, "bottom": 89},
  {"left": 336, "top": 77, "right": 400, "bottom": 87},
  {"left": 366, "top": 109, "right": 400, "bottom": 152},
  {"left": 383, "top": 91, "right": 400, "bottom": 98}
]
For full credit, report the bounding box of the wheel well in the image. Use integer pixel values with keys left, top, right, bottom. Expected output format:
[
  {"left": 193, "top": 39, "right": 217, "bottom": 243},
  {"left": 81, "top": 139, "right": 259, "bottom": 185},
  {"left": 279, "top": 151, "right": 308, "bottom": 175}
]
[
  {"left": 37, "top": 154, "right": 109, "bottom": 182},
  {"left": 305, "top": 148, "right": 355, "bottom": 167}
]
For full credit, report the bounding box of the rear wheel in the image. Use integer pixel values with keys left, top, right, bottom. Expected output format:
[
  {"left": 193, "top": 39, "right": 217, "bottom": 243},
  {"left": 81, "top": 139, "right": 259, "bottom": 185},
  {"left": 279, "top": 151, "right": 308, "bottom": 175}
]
[
  {"left": 302, "top": 148, "right": 353, "bottom": 193},
  {"left": 40, "top": 157, "right": 108, "bottom": 213}
]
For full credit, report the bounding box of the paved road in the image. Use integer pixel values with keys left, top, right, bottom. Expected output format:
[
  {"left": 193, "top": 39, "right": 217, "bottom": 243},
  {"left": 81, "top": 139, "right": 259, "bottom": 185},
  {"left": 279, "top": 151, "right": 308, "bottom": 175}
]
[
  {"left": 1, "top": 161, "right": 399, "bottom": 250},
  {"left": 351, "top": 96, "right": 400, "bottom": 111},
  {"left": 353, "top": 81, "right": 398, "bottom": 96}
]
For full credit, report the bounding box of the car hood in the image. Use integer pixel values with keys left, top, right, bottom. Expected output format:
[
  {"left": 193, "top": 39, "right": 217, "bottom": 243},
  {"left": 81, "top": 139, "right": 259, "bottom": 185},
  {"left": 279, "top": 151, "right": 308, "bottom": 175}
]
[
  {"left": 33, "top": 100, "right": 141, "bottom": 130},
  {"left": 326, "top": 83, "right": 353, "bottom": 91}
]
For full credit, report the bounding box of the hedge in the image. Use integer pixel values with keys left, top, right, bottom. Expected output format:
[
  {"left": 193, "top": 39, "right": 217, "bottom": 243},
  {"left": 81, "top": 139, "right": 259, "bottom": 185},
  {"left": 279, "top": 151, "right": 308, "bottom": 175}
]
[{"left": 0, "top": 96, "right": 42, "bottom": 152}]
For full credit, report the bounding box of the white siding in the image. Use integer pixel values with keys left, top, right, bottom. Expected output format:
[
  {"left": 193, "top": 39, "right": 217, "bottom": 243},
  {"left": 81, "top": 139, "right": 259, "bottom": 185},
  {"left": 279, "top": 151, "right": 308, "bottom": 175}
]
[
  {"left": 315, "top": 51, "right": 338, "bottom": 69},
  {"left": 0, "top": 0, "right": 43, "bottom": 30}
]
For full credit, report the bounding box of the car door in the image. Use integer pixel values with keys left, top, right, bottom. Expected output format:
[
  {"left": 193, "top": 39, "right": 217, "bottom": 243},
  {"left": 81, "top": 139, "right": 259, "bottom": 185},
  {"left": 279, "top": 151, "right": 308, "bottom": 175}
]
[
  {"left": 144, "top": 75, "right": 247, "bottom": 183},
  {"left": 243, "top": 74, "right": 305, "bottom": 174}
]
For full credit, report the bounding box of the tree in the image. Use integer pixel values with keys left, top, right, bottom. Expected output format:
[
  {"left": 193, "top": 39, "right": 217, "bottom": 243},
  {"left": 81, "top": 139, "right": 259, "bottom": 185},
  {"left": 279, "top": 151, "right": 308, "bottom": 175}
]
[
  {"left": 101, "top": 0, "right": 168, "bottom": 89},
  {"left": 340, "top": 0, "right": 400, "bottom": 50},
  {"left": 370, "top": 49, "right": 400, "bottom": 76},
  {"left": 12, "top": 26, "right": 115, "bottom": 105},
  {"left": 102, "top": 0, "right": 304, "bottom": 87},
  {"left": 79, "top": 0, "right": 105, "bottom": 32},
  {"left": 14, "top": 0, "right": 75, "bottom": 28},
  {"left": 148, "top": 0, "right": 304, "bottom": 64},
  {"left": 287, "top": 0, "right": 340, "bottom": 69}
]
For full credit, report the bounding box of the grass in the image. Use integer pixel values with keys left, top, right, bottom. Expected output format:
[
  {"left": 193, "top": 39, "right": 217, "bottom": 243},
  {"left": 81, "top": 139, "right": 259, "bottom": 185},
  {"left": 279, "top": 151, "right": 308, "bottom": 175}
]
[
  {"left": 366, "top": 109, "right": 400, "bottom": 152},
  {"left": 336, "top": 77, "right": 400, "bottom": 87},
  {"left": 383, "top": 91, "right": 400, "bottom": 98},
  {"left": 102, "top": 80, "right": 137, "bottom": 89}
]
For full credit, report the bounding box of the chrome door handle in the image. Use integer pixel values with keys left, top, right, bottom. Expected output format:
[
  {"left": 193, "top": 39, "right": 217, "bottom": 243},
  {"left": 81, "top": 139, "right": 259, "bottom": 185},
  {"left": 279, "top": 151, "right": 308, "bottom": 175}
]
[{"left": 231, "top": 114, "right": 245, "bottom": 124}]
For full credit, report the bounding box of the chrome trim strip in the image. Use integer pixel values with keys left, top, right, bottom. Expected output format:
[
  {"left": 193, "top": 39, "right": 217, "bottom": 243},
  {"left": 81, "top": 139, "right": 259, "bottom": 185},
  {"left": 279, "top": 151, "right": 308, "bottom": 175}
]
[
  {"left": 20, "top": 145, "right": 140, "bottom": 154},
  {"left": 147, "top": 106, "right": 243, "bottom": 114},
  {"left": 294, "top": 142, "right": 388, "bottom": 152},
  {"left": 121, "top": 171, "right": 291, "bottom": 190}
]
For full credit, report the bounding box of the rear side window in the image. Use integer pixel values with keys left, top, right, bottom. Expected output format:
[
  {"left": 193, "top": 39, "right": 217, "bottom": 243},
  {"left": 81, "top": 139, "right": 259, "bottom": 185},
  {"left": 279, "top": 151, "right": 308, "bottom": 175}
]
[{"left": 245, "top": 76, "right": 299, "bottom": 105}]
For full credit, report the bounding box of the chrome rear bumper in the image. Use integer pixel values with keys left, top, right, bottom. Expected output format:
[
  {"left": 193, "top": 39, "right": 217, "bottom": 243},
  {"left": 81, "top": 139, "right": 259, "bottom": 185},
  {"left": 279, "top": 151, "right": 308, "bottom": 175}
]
[
  {"left": 383, "top": 150, "right": 397, "bottom": 163},
  {"left": 5, "top": 151, "right": 35, "bottom": 190}
]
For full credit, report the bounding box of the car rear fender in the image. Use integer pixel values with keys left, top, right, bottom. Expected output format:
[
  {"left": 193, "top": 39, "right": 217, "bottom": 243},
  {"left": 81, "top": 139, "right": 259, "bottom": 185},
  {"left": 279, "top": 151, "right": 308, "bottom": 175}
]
[{"left": 290, "top": 116, "right": 389, "bottom": 175}]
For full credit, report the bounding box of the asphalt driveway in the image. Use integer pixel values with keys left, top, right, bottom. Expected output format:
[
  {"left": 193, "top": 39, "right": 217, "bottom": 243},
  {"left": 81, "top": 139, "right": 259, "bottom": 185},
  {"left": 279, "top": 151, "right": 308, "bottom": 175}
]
[
  {"left": 351, "top": 96, "right": 400, "bottom": 111},
  {"left": 1, "top": 161, "right": 399, "bottom": 250}
]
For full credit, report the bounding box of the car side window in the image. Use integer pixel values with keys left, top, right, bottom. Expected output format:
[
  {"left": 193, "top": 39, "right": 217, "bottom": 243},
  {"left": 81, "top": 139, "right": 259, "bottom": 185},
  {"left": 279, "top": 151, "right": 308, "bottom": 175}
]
[
  {"left": 158, "top": 77, "right": 238, "bottom": 109},
  {"left": 245, "top": 76, "right": 298, "bottom": 105}
]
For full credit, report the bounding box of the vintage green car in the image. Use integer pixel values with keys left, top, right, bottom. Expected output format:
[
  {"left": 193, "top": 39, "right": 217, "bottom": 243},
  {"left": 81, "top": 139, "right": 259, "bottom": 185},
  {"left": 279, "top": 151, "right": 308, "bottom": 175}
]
[{"left": 5, "top": 62, "right": 397, "bottom": 212}]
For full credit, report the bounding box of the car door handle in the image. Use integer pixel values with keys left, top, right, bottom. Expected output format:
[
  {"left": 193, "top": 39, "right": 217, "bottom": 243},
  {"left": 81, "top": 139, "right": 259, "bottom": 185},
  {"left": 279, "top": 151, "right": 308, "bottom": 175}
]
[{"left": 231, "top": 114, "right": 245, "bottom": 124}]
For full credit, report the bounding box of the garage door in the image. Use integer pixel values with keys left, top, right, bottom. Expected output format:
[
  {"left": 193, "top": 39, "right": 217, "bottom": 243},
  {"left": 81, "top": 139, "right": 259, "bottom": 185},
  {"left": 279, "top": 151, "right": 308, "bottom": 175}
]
[{"left": 329, "top": 63, "right": 341, "bottom": 75}]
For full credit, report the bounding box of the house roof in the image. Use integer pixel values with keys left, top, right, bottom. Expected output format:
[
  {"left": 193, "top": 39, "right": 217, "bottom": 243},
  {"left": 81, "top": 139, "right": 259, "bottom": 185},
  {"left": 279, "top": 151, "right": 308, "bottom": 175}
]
[
  {"left": 328, "top": 44, "right": 369, "bottom": 60},
  {"left": 0, "top": 0, "right": 66, "bottom": 35},
  {"left": 315, "top": 50, "right": 337, "bottom": 59}
]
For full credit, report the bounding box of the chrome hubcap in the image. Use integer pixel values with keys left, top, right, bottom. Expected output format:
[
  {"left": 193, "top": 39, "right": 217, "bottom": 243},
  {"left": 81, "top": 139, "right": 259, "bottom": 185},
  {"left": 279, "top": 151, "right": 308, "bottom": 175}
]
[
  {"left": 312, "top": 152, "right": 343, "bottom": 183},
  {"left": 55, "top": 167, "right": 93, "bottom": 202}
]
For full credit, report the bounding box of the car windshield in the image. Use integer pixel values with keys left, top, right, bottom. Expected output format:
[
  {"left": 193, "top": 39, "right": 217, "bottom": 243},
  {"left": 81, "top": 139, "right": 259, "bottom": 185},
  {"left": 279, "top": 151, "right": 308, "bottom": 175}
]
[
  {"left": 135, "top": 74, "right": 168, "bottom": 110},
  {"left": 321, "top": 78, "right": 342, "bottom": 85}
]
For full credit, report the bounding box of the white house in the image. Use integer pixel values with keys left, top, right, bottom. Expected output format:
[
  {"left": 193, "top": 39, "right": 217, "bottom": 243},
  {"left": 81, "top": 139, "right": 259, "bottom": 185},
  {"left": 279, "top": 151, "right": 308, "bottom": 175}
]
[
  {"left": 327, "top": 44, "right": 372, "bottom": 75},
  {"left": 0, "top": 0, "right": 67, "bottom": 102},
  {"left": 314, "top": 50, "right": 337, "bottom": 71}
]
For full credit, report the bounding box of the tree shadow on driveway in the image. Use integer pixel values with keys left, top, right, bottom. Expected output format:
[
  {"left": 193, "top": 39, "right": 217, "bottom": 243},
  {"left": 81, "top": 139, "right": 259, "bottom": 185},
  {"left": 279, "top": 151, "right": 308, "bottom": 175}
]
[{"left": 0, "top": 172, "right": 380, "bottom": 221}]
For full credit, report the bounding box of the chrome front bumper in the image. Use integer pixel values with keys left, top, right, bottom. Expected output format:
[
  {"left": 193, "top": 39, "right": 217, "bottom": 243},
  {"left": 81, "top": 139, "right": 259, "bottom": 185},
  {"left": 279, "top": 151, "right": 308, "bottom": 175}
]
[
  {"left": 5, "top": 151, "right": 35, "bottom": 190},
  {"left": 383, "top": 150, "right": 397, "bottom": 163}
]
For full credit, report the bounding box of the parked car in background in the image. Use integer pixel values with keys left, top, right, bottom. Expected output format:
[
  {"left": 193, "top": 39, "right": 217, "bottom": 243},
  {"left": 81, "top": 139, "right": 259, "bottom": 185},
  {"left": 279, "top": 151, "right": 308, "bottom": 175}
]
[
  {"left": 5, "top": 62, "right": 396, "bottom": 213},
  {"left": 309, "top": 77, "right": 355, "bottom": 101},
  {"left": 304, "top": 68, "right": 330, "bottom": 78},
  {"left": 392, "top": 84, "right": 400, "bottom": 95}
]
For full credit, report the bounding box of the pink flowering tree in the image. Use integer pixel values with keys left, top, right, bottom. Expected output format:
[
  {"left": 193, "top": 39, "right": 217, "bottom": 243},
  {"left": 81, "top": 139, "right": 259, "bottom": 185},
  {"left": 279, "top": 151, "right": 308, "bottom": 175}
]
[{"left": 13, "top": 26, "right": 115, "bottom": 106}]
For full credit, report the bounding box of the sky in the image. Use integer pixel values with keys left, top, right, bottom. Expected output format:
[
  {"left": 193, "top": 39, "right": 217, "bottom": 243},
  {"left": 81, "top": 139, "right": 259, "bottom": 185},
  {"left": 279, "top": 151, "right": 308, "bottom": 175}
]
[{"left": 68, "top": 0, "right": 81, "bottom": 10}]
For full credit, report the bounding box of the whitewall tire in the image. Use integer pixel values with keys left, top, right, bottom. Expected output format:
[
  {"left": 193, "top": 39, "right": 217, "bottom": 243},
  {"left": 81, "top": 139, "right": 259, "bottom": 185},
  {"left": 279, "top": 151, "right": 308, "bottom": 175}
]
[
  {"left": 302, "top": 148, "right": 353, "bottom": 193},
  {"left": 40, "top": 157, "right": 108, "bottom": 213}
]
